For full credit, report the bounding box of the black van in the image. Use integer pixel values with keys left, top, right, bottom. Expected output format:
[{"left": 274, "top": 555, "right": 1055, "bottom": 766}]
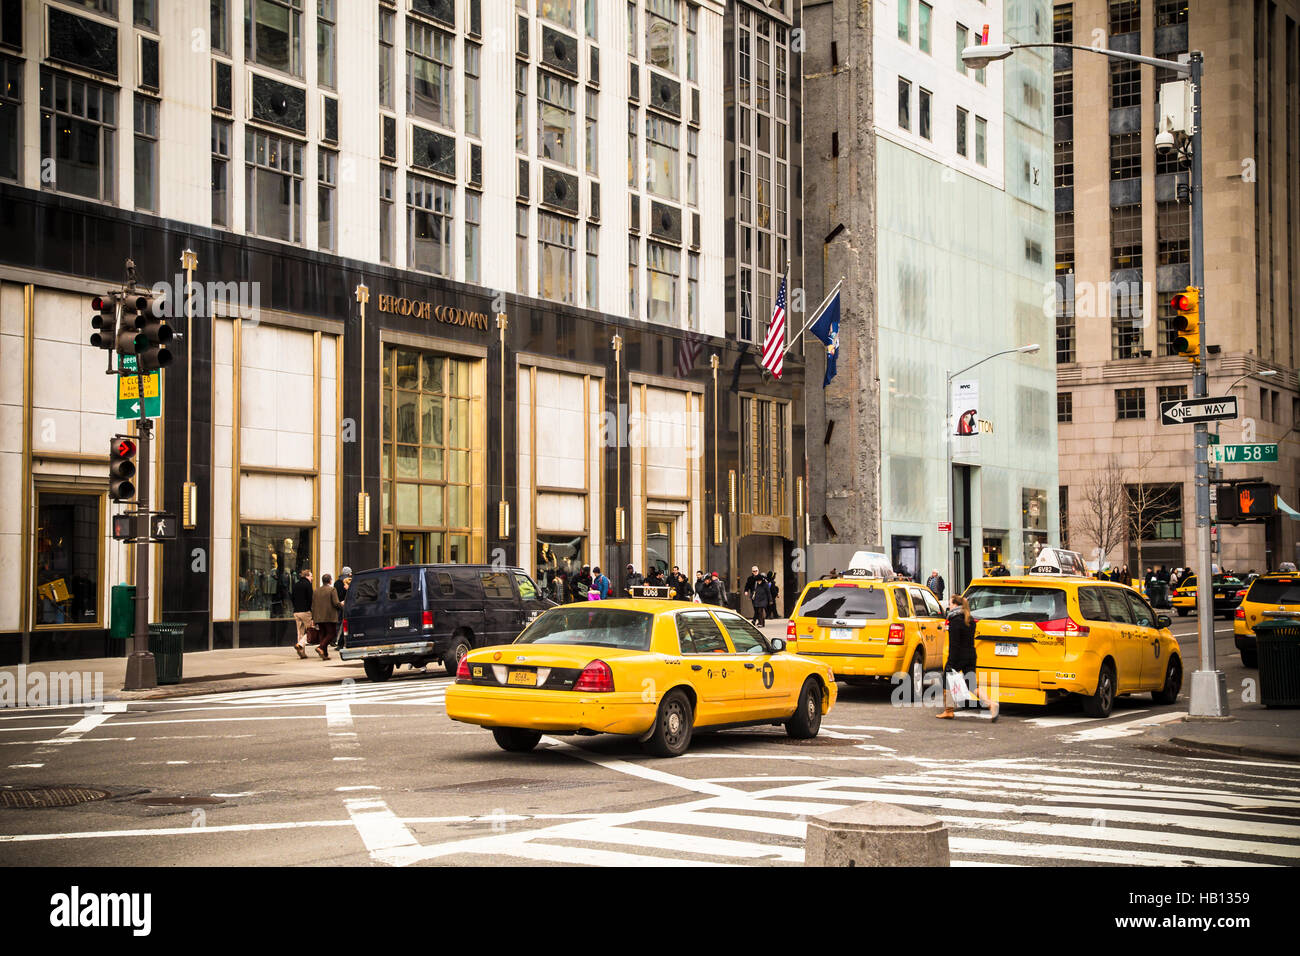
[{"left": 340, "top": 565, "right": 555, "bottom": 681}]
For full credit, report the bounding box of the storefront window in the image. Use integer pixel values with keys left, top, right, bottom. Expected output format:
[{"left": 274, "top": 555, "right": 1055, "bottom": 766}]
[
  {"left": 34, "top": 491, "right": 102, "bottom": 627},
  {"left": 239, "top": 524, "right": 313, "bottom": 620},
  {"left": 1021, "top": 487, "right": 1048, "bottom": 572},
  {"left": 536, "top": 535, "right": 586, "bottom": 602},
  {"left": 983, "top": 532, "right": 1008, "bottom": 574},
  {"left": 646, "top": 517, "right": 674, "bottom": 574}
]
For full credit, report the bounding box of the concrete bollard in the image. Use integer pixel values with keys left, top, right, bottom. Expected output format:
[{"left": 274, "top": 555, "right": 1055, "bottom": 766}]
[{"left": 804, "top": 803, "right": 950, "bottom": 867}]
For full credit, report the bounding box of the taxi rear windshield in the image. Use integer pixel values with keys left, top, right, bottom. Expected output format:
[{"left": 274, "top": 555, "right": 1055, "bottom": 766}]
[
  {"left": 516, "top": 607, "right": 653, "bottom": 650},
  {"left": 966, "top": 586, "right": 1068, "bottom": 623},
  {"left": 1248, "top": 578, "right": 1300, "bottom": 604},
  {"left": 796, "top": 585, "right": 889, "bottom": 619}
]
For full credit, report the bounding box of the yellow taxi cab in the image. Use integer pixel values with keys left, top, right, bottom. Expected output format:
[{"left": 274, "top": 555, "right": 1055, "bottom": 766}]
[
  {"left": 784, "top": 569, "right": 947, "bottom": 699},
  {"left": 965, "top": 562, "right": 1182, "bottom": 717},
  {"left": 1234, "top": 572, "right": 1300, "bottom": 668},
  {"left": 443, "top": 599, "right": 837, "bottom": 758},
  {"left": 1170, "top": 573, "right": 1247, "bottom": 618}
]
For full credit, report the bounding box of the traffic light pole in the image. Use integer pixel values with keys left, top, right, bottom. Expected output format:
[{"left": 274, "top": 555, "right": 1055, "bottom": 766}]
[
  {"left": 124, "top": 304, "right": 157, "bottom": 691},
  {"left": 1185, "top": 53, "right": 1228, "bottom": 719}
]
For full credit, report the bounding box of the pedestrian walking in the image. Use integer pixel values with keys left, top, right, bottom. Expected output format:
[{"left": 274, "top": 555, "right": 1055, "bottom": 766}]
[
  {"left": 625, "top": 563, "right": 643, "bottom": 595},
  {"left": 291, "top": 568, "right": 314, "bottom": 659},
  {"left": 671, "top": 567, "right": 692, "bottom": 601},
  {"left": 765, "top": 571, "right": 781, "bottom": 619},
  {"left": 590, "top": 566, "right": 610, "bottom": 600},
  {"left": 571, "top": 566, "right": 593, "bottom": 603},
  {"left": 334, "top": 566, "right": 352, "bottom": 647},
  {"left": 926, "top": 569, "right": 945, "bottom": 602},
  {"left": 311, "top": 573, "right": 342, "bottom": 661},
  {"left": 936, "top": 595, "right": 997, "bottom": 720},
  {"left": 751, "top": 573, "right": 771, "bottom": 627},
  {"left": 694, "top": 570, "right": 707, "bottom": 601}
]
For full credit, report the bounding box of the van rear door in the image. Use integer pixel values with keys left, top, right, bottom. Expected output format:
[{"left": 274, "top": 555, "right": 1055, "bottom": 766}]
[
  {"left": 343, "top": 573, "right": 385, "bottom": 647},
  {"left": 379, "top": 569, "right": 421, "bottom": 643}
]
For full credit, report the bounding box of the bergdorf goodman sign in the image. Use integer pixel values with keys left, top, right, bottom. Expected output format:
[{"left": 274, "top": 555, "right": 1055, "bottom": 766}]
[{"left": 377, "top": 294, "right": 490, "bottom": 331}]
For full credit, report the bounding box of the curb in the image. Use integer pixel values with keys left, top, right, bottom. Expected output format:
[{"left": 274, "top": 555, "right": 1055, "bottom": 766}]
[{"left": 1161, "top": 735, "right": 1300, "bottom": 764}]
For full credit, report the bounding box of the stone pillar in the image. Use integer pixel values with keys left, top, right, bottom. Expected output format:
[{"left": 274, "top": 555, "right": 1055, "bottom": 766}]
[{"left": 804, "top": 803, "right": 950, "bottom": 867}]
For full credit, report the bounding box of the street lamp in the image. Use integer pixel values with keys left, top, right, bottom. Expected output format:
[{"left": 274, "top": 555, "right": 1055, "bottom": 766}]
[
  {"left": 967, "top": 36, "right": 1227, "bottom": 718},
  {"left": 945, "top": 344, "right": 1039, "bottom": 599}
]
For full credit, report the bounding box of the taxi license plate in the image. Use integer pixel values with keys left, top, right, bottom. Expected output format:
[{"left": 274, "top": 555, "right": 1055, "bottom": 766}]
[
  {"left": 994, "top": 643, "right": 1019, "bottom": 657},
  {"left": 829, "top": 628, "right": 855, "bottom": 641},
  {"left": 392, "top": 617, "right": 409, "bottom": 629},
  {"left": 507, "top": 670, "right": 537, "bottom": 686}
]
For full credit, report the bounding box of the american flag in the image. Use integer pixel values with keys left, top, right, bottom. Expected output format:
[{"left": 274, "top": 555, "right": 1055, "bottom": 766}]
[
  {"left": 675, "top": 329, "right": 703, "bottom": 378},
  {"left": 760, "top": 273, "right": 787, "bottom": 378}
]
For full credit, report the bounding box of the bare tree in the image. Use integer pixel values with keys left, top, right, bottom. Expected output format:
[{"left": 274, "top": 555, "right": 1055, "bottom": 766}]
[
  {"left": 1079, "top": 455, "right": 1128, "bottom": 572},
  {"left": 1125, "top": 440, "right": 1161, "bottom": 579}
]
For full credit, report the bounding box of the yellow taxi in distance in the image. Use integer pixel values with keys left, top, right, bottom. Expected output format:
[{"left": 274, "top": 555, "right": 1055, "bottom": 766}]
[
  {"left": 784, "top": 575, "right": 947, "bottom": 697},
  {"left": 1234, "top": 573, "right": 1300, "bottom": 668},
  {"left": 965, "top": 573, "right": 1182, "bottom": 717},
  {"left": 444, "top": 599, "right": 837, "bottom": 758}
]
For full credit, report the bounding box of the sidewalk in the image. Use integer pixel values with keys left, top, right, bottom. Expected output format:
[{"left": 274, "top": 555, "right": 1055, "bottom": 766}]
[{"left": 1141, "top": 700, "right": 1300, "bottom": 763}]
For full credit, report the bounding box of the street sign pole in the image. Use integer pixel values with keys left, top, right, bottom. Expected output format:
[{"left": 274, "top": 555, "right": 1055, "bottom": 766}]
[
  {"left": 122, "top": 262, "right": 157, "bottom": 692},
  {"left": 1185, "top": 53, "right": 1228, "bottom": 719}
]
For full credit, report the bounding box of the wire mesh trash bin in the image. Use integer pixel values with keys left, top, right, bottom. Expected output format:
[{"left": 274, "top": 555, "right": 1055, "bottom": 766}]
[
  {"left": 1254, "top": 618, "right": 1300, "bottom": 708},
  {"left": 147, "top": 623, "right": 185, "bottom": 686}
]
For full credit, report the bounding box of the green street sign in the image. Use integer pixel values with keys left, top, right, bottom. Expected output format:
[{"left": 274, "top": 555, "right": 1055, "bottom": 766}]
[
  {"left": 116, "top": 356, "right": 161, "bottom": 420},
  {"left": 1211, "top": 443, "right": 1278, "bottom": 464},
  {"left": 1207, "top": 433, "right": 1220, "bottom": 445}
]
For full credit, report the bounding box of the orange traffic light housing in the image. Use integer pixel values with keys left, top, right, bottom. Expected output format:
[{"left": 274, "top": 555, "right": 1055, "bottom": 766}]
[{"left": 1171, "top": 286, "right": 1200, "bottom": 363}]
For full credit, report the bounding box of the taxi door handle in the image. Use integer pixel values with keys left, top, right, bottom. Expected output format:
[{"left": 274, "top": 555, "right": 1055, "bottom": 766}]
[
  {"left": 691, "top": 664, "right": 703, "bottom": 671},
  {"left": 744, "top": 662, "right": 756, "bottom": 669}
]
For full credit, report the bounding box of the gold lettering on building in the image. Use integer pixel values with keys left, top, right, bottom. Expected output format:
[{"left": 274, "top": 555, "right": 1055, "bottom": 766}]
[{"left": 376, "top": 294, "right": 489, "bottom": 331}]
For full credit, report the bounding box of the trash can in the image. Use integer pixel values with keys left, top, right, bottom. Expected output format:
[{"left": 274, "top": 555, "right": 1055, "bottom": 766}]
[
  {"left": 110, "top": 584, "right": 136, "bottom": 640},
  {"left": 147, "top": 623, "right": 186, "bottom": 686},
  {"left": 1254, "top": 618, "right": 1300, "bottom": 708}
]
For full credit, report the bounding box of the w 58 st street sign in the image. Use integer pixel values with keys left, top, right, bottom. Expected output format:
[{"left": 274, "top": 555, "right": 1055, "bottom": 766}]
[{"left": 1159, "top": 395, "right": 1238, "bottom": 425}]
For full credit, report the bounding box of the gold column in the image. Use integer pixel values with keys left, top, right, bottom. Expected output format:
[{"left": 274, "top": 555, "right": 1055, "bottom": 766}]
[
  {"left": 313, "top": 329, "right": 321, "bottom": 576},
  {"left": 180, "top": 249, "right": 198, "bottom": 528},
  {"left": 497, "top": 313, "right": 510, "bottom": 539},
  {"left": 20, "top": 285, "right": 34, "bottom": 654},
  {"left": 613, "top": 335, "right": 625, "bottom": 542},
  {"left": 710, "top": 354, "right": 721, "bottom": 546},
  {"left": 355, "top": 284, "right": 370, "bottom": 534}
]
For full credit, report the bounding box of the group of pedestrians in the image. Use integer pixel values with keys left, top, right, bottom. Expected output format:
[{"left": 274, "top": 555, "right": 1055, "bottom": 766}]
[{"left": 290, "top": 566, "right": 352, "bottom": 660}]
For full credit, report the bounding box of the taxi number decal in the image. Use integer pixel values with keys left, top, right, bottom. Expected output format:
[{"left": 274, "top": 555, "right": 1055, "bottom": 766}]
[
  {"left": 663, "top": 658, "right": 680, "bottom": 665},
  {"left": 761, "top": 662, "right": 775, "bottom": 689},
  {"left": 472, "top": 665, "right": 483, "bottom": 677},
  {"left": 706, "top": 668, "right": 729, "bottom": 678}
]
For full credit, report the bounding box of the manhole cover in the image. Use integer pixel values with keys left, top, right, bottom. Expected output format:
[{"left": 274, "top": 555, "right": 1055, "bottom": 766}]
[
  {"left": 0, "top": 786, "right": 111, "bottom": 809},
  {"left": 133, "top": 795, "right": 225, "bottom": 807}
]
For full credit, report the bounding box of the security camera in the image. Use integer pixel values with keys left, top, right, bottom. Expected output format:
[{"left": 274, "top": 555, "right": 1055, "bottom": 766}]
[{"left": 1155, "top": 129, "right": 1177, "bottom": 154}]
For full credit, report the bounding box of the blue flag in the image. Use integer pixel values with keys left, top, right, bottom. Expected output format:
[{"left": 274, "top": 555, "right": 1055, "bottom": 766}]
[{"left": 809, "top": 291, "right": 841, "bottom": 387}]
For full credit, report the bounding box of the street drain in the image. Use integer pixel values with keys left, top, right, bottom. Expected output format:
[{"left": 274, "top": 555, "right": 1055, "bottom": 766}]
[
  {"left": 0, "top": 786, "right": 111, "bottom": 809},
  {"left": 133, "top": 796, "right": 225, "bottom": 807}
]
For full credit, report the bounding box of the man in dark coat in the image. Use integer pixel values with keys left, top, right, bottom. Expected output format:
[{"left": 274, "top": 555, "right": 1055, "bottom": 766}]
[
  {"left": 625, "top": 563, "right": 643, "bottom": 595},
  {"left": 926, "top": 570, "right": 945, "bottom": 602},
  {"left": 751, "top": 574, "right": 771, "bottom": 627},
  {"left": 291, "top": 569, "right": 314, "bottom": 659}
]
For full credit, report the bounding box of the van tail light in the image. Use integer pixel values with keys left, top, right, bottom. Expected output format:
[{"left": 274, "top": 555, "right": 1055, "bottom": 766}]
[
  {"left": 1235, "top": 607, "right": 1245, "bottom": 620},
  {"left": 341, "top": 619, "right": 348, "bottom": 636},
  {"left": 422, "top": 610, "right": 434, "bottom": 630},
  {"left": 574, "top": 660, "right": 615, "bottom": 693},
  {"left": 786, "top": 621, "right": 796, "bottom": 639},
  {"left": 887, "top": 623, "right": 905, "bottom": 645},
  {"left": 1039, "top": 617, "right": 1090, "bottom": 639},
  {"left": 456, "top": 657, "right": 471, "bottom": 681}
]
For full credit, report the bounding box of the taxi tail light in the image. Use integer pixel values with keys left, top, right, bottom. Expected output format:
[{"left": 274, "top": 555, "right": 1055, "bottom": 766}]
[
  {"left": 1235, "top": 607, "right": 1245, "bottom": 620},
  {"left": 887, "top": 623, "right": 905, "bottom": 645},
  {"left": 1234, "top": 590, "right": 1247, "bottom": 599},
  {"left": 1039, "top": 616, "right": 1090, "bottom": 639},
  {"left": 574, "top": 660, "right": 614, "bottom": 693},
  {"left": 455, "top": 657, "right": 471, "bottom": 681},
  {"left": 786, "top": 621, "right": 796, "bottom": 639},
  {"left": 422, "top": 610, "right": 435, "bottom": 630}
]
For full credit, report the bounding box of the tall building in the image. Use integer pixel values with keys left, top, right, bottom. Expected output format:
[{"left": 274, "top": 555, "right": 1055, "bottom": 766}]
[
  {"left": 802, "top": 0, "right": 1060, "bottom": 587},
  {"left": 0, "top": 0, "right": 807, "bottom": 662},
  {"left": 1054, "top": 0, "right": 1299, "bottom": 574}
]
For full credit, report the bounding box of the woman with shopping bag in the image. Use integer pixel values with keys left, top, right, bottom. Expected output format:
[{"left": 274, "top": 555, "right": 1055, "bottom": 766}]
[{"left": 936, "top": 594, "right": 998, "bottom": 721}]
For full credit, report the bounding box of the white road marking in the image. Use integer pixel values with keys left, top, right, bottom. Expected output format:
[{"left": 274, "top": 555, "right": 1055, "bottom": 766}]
[
  {"left": 823, "top": 724, "right": 905, "bottom": 734},
  {"left": 343, "top": 797, "right": 424, "bottom": 864},
  {"left": 546, "top": 739, "right": 740, "bottom": 796},
  {"left": 949, "top": 837, "right": 1272, "bottom": 868},
  {"left": 1061, "top": 710, "right": 1185, "bottom": 742},
  {"left": 7, "top": 763, "right": 44, "bottom": 769},
  {"left": 335, "top": 785, "right": 380, "bottom": 792}
]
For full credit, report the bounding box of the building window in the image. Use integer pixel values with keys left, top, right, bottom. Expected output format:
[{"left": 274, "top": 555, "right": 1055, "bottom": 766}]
[
  {"left": 1058, "top": 392, "right": 1073, "bottom": 423},
  {"left": 212, "top": 0, "right": 231, "bottom": 54},
  {"left": 584, "top": 86, "right": 597, "bottom": 175},
  {"left": 1059, "top": 484, "right": 1069, "bottom": 549},
  {"left": 687, "top": 250, "right": 699, "bottom": 328},
  {"left": 1157, "top": 200, "right": 1190, "bottom": 265},
  {"left": 133, "top": 94, "right": 158, "bottom": 213},
  {"left": 407, "top": 173, "right": 453, "bottom": 276},
  {"left": 379, "top": 165, "right": 394, "bottom": 263},
  {"left": 1109, "top": 0, "right": 1140, "bottom": 35},
  {"left": 628, "top": 235, "right": 639, "bottom": 319},
  {"left": 739, "top": 268, "right": 752, "bottom": 341},
  {"left": 1055, "top": 5, "right": 1074, "bottom": 44},
  {"left": 516, "top": 62, "right": 529, "bottom": 153},
  {"left": 645, "top": 0, "right": 679, "bottom": 75},
  {"left": 1056, "top": 211, "right": 1074, "bottom": 273},
  {"left": 1157, "top": 384, "right": 1187, "bottom": 407},
  {"left": 379, "top": 8, "right": 394, "bottom": 109},
  {"left": 212, "top": 118, "right": 231, "bottom": 226},
  {"left": 538, "top": 70, "right": 576, "bottom": 167},
  {"left": 40, "top": 70, "right": 117, "bottom": 202},
  {"left": 898, "top": 0, "right": 910, "bottom": 43},
  {"left": 538, "top": 211, "right": 577, "bottom": 304},
  {"left": 955, "top": 22, "right": 968, "bottom": 73},
  {"left": 245, "top": 128, "right": 304, "bottom": 242},
  {"left": 245, "top": 0, "right": 303, "bottom": 77},
  {"left": 135, "top": 0, "right": 157, "bottom": 30},
  {"left": 975, "top": 115, "right": 987, "bottom": 166},
  {"left": 1155, "top": 0, "right": 1189, "bottom": 27},
  {"left": 464, "top": 41, "right": 481, "bottom": 137},
  {"left": 1110, "top": 60, "right": 1140, "bottom": 109},
  {"left": 686, "top": 127, "right": 698, "bottom": 206},
  {"left": 955, "top": 106, "right": 968, "bottom": 156},
  {"left": 1056, "top": 310, "right": 1076, "bottom": 364},
  {"left": 586, "top": 223, "right": 598, "bottom": 309},
  {"left": 238, "top": 524, "right": 313, "bottom": 620},
  {"left": 1112, "top": 313, "right": 1142, "bottom": 360},
  {"left": 627, "top": 1, "right": 637, "bottom": 57},
  {"left": 647, "top": 242, "right": 680, "bottom": 324},
  {"left": 34, "top": 490, "right": 102, "bottom": 627},
  {"left": 317, "top": 0, "right": 336, "bottom": 89},
  {"left": 1110, "top": 132, "right": 1141, "bottom": 180},
  {"left": 1116, "top": 387, "right": 1146, "bottom": 420},
  {"left": 407, "top": 18, "right": 454, "bottom": 129},
  {"left": 517, "top": 205, "right": 529, "bottom": 293},
  {"left": 627, "top": 104, "right": 637, "bottom": 186},
  {"left": 918, "top": 88, "right": 932, "bottom": 140},
  {"left": 897, "top": 77, "right": 910, "bottom": 131},
  {"left": 1054, "top": 139, "right": 1074, "bottom": 188},
  {"left": 0, "top": 57, "right": 20, "bottom": 182},
  {"left": 918, "top": 2, "right": 932, "bottom": 53},
  {"left": 1156, "top": 301, "right": 1180, "bottom": 355},
  {"left": 317, "top": 146, "right": 336, "bottom": 251},
  {"left": 686, "top": 3, "right": 697, "bottom": 82},
  {"left": 541, "top": 0, "right": 574, "bottom": 30},
  {"left": 1054, "top": 72, "right": 1073, "bottom": 120},
  {"left": 1111, "top": 204, "right": 1142, "bottom": 270},
  {"left": 465, "top": 190, "right": 481, "bottom": 283},
  {"left": 586, "top": 0, "right": 597, "bottom": 39},
  {"left": 740, "top": 396, "right": 789, "bottom": 517}
]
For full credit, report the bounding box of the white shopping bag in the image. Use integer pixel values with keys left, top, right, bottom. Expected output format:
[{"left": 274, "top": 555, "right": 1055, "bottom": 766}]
[{"left": 946, "top": 669, "right": 973, "bottom": 705}]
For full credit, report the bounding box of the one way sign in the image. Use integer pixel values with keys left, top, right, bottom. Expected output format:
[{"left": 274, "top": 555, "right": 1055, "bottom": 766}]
[{"left": 1160, "top": 395, "right": 1239, "bottom": 425}]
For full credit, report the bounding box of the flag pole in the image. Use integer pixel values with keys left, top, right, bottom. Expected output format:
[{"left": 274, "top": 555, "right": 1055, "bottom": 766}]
[{"left": 783, "top": 276, "right": 844, "bottom": 357}]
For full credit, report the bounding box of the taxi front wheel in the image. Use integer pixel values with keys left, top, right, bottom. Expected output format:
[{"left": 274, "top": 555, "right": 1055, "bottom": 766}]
[
  {"left": 644, "top": 690, "right": 694, "bottom": 758},
  {"left": 785, "top": 678, "right": 823, "bottom": 739},
  {"left": 492, "top": 727, "right": 542, "bottom": 752}
]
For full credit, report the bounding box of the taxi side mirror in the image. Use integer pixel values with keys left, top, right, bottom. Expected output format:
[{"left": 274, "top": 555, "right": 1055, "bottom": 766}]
[
  {"left": 1156, "top": 614, "right": 1172, "bottom": 629},
  {"left": 769, "top": 637, "right": 787, "bottom": 653}
]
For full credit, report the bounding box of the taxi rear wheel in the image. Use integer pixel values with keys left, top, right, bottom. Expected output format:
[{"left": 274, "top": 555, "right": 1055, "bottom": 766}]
[
  {"left": 1083, "top": 662, "right": 1116, "bottom": 718},
  {"left": 785, "top": 678, "right": 823, "bottom": 739},
  {"left": 644, "top": 690, "right": 693, "bottom": 758},
  {"left": 909, "top": 652, "right": 925, "bottom": 702},
  {"left": 1240, "top": 647, "right": 1257, "bottom": 668},
  {"left": 492, "top": 728, "right": 542, "bottom": 753},
  {"left": 1176, "top": 608, "right": 1190, "bottom": 617},
  {"left": 1152, "top": 656, "right": 1182, "bottom": 705}
]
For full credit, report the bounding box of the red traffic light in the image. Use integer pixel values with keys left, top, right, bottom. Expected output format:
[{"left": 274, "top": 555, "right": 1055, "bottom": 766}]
[
  {"left": 92, "top": 295, "right": 107, "bottom": 310},
  {"left": 1171, "top": 293, "right": 1193, "bottom": 311},
  {"left": 114, "top": 437, "right": 137, "bottom": 459}
]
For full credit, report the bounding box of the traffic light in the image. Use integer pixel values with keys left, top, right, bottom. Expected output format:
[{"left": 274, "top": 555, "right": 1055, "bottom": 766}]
[
  {"left": 116, "top": 294, "right": 141, "bottom": 355},
  {"left": 1236, "top": 482, "right": 1278, "bottom": 518},
  {"left": 132, "top": 291, "right": 172, "bottom": 372},
  {"left": 90, "top": 294, "right": 117, "bottom": 350},
  {"left": 109, "top": 435, "right": 138, "bottom": 502},
  {"left": 1171, "top": 286, "right": 1200, "bottom": 362}
]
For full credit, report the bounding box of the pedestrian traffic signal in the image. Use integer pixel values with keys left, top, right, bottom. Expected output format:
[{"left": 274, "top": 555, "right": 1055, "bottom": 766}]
[
  {"left": 1236, "top": 482, "right": 1278, "bottom": 518},
  {"left": 109, "top": 435, "right": 138, "bottom": 502},
  {"left": 90, "top": 294, "right": 117, "bottom": 350},
  {"left": 1171, "top": 286, "right": 1200, "bottom": 362},
  {"left": 132, "top": 291, "right": 172, "bottom": 372}
]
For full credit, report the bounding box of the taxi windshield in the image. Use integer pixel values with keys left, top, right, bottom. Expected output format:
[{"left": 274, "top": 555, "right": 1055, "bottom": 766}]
[
  {"left": 966, "top": 586, "right": 1068, "bottom": 622},
  {"left": 516, "top": 607, "right": 654, "bottom": 650},
  {"left": 1248, "top": 578, "right": 1300, "bottom": 605},
  {"left": 796, "top": 585, "right": 889, "bottom": 619}
]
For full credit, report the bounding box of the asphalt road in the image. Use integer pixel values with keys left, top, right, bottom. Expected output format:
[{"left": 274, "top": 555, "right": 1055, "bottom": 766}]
[{"left": 1, "top": 615, "right": 1296, "bottom": 867}]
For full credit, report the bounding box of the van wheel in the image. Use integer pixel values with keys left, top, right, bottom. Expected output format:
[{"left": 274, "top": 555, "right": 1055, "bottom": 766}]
[
  {"left": 1083, "top": 662, "right": 1116, "bottom": 718},
  {"left": 644, "top": 690, "right": 693, "bottom": 757},
  {"left": 363, "top": 660, "right": 394, "bottom": 683},
  {"left": 444, "top": 636, "right": 471, "bottom": 673},
  {"left": 1152, "top": 657, "right": 1182, "bottom": 705},
  {"left": 785, "top": 678, "right": 823, "bottom": 739},
  {"left": 492, "top": 728, "right": 542, "bottom": 753}
]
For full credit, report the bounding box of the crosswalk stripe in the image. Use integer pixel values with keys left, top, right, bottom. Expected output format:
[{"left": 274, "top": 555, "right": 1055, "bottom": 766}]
[
  {"left": 949, "top": 837, "right": 1274, "bottom": 868},
  {"left": 546, "top": 825, "right": 804, "bottom": 862},
  {"left": 640, "top": 809, "right": 809, "bottom": 838},
  {"left": 473, "top": 840, "right": 729, "bottom": 867}
]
